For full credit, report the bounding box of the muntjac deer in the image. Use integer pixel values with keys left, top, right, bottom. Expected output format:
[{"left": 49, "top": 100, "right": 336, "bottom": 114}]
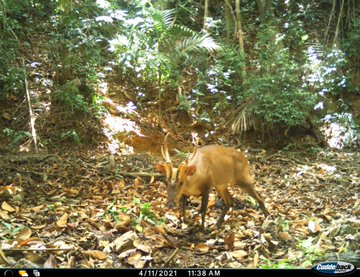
[{"left": 155, "top": 136, "right": 268, "bottom": 229}]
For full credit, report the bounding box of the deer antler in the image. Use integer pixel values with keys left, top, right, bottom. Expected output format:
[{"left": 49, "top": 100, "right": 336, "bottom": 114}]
[
  {"left": 186, "top": 147, "right": 198, "bottom": 164},
  {"left": 161, "top": 133, "right": 171, "bottom": 162}
]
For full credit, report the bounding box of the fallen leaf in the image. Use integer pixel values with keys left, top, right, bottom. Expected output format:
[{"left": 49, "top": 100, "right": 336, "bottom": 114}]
[
  {"left": 253, "top": 251, "right": 259, "bottom": 268},
  {"left": 133, "top": 240, "right": 152, "bottom": 253},
  {"left": 30, "top": 205, "right": 44, "bottom": 213},
  {"left": 215, "top": 252, "right": 232, "bottom": 262},
  {"left": 15, "top": 227, "right": 32, "bottom": 240},
  {"left": 135, "top": 224, "right": 143, "bottom": 232},
  {"left": 64, "top": 188, "right": 80, "bottom": 196},
  {"left": 54, "top": 240, "right": 74, "bottom": 249},
  {"left": 224, "top": 232, "right": 235, "bottom": 250},
  {"left": 308, "top": 219, "right": 321, "bottom": 233},
  {"left": 207, "top": 198, "right": 216, "bottom": 208},
  {"left": 226, "top": 261, "right": 242, "bottom": 268},
  {"left": 56, "top": 213, "right": 68, "bottom": 228},
  {"left": 134, "top": 178, "right": 142, "bottom": 186},
  {"left": 243, "top": 229, "right": 254, "bottom": 238},
  {"left": 317, "top": 169, "right": 326, "bottom": 175},
  {"left": 19, "top": 238, "right": 43, "bottom": 247},
  {"left": 0, "top": 248, "right": 9, "bottom": 264},
  {"left": 279, "top": 232, "right": 292, "bottom": 241},
  {"left": 263, "top": 233, "right": 272, "bottom": 241},
  {"left": 164, "top": 214, "right": 178, "bottom": 224},
  {"left": 2, "top": 112, "right": 12, "bottom": 120},
  {"left": 44, "top": 254, "right": 57, "bottom": 268},
  {"left": 151, "top": 236, "right": 167, "bottom": 248},
  {"left": 113, "top": 231, "right": 138, "bottom": 252},
  {"left": 234, "top": 241, "right": 246, "bottom": 250},
  {"left": 0, "top": 211, "right": 10, "bottom": 220},
  {"left": 126, "top": 251, "right": 142, "bottom": 265},
  {"left": 230, "top": 250, "right": 248, "bottom": 261},
  {"left": 134, "top": 259, "right": 147, "bottom": 269},
  {"left": 118, "top": 180, "right": 126, "bottom": 189},
  {"left": 1, "top": 201, "right": 16, "bottom": 212},
  {"left": 83, "top": 250, "right": 107, "bottom": 260},
  {"left": 114, "top": 214, "right": 131, "bottom": 228},
  {"left": 31, "top": 224, "right": 47, "bottom": 230},
  {"left": 194, "top": 243, "right": 209, "bottom": 254},
  {"left": 322, "top": 214, "right": 333, "bottom": 221},
  {"left": 25, "top": 252, "right": 43, "bottom": 263},
  {"left": 153, "top": 225, "right": 167, "bottom": 236},
  {"left": 119, "top": 248, "right": 137, "bottom": 259}
]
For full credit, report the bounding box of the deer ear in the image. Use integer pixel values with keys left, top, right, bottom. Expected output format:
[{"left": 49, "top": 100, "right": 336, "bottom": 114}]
[
  {"left": 155, "top": 163, "right": 165, "bottom": 175},
  {"left": 185, "top": 165, "right": 196, "bottom": 176}
]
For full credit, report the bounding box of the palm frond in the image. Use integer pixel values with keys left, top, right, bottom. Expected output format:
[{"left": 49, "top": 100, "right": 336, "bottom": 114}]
[
  {"left": 175, "top": 32, "right": 220, "bottom": 55},
  {"left": 153, "top": 9, "right": 175, "bottom": 33},
  {"left": 171, "top": 24, "right": 197, "bottom": 36}
]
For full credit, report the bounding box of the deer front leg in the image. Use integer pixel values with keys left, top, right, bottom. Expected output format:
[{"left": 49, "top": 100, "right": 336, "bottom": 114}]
[{"left": 180, "top": 195, "right": 189, "bottom": 224}]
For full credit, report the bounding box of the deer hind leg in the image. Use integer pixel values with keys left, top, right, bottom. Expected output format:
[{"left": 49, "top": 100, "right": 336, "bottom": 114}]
[
  {"left": 215, "top": 185, "right": 234, "bottom": 228},
  {"left": 241, "top": 182, "right": 268, "bottom": 216},
  {"left": 199, "top": 186, "right": 210, "bottom": 229}
]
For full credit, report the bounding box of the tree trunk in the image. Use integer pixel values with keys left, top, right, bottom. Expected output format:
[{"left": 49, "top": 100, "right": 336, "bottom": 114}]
[
  {"left": 224, "top": 0, "right": 232, "bottom": 42},
  {"left": 235, "top": 0, "right": 246, "bottom": 81},
  {"left": 203, "top": 0, "right": 209, "bottom": 30},
  {"left": 324, "top": 0, "right": 336, "bottom": 44},
  {"left": 255, "top": 0, "right": 273, "bottom": 24},
  {"left": 334, "top": 0, "right": 345, "bottom": 45}
]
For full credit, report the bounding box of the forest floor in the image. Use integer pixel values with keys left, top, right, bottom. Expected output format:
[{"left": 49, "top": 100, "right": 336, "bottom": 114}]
[
  {"left": 0, "top": 48, "right": 359, "bottom": 268},
  {"left": 0, "top": 146, "right": 359, "bottom": 269}
]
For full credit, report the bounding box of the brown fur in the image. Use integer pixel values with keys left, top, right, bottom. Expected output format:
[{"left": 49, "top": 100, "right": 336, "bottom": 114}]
[{"left": 156, "top": 145, "right": 268, "bottom": 228}]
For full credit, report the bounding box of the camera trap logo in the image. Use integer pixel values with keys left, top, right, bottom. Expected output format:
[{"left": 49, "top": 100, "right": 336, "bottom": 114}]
[{"left": 312, "top": 261, "right": 357, "bottom": 275}]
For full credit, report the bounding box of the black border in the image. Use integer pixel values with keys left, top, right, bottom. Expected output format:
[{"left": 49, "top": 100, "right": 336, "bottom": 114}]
[{"left": 0, "top": 269, "right": 359, "bottom": 277}]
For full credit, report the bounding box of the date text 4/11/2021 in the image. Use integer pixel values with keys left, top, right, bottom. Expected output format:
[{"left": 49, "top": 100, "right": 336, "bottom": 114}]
[{"left": 138, "top": 269, "right": 221, "bottom": 277}]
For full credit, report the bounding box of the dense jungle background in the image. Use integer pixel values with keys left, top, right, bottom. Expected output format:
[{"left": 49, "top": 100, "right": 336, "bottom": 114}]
[{"left": 0, "top": 0, "right": 359, "bottom": 270}]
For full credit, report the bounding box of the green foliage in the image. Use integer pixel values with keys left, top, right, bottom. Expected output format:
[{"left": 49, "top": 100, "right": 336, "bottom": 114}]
[
  {"left": 297, "top": 237, "right": 321, "bottom": 255},
  {"left": 48, "top": 0, "right": 114, "bottom": 88},
  {"left": 0, "top": 0, "right": 50, "bottom": 97},
  {"left": 260, "top": 257, "right": 295, "bottom": 269},
  {"left": 192, "top": 45, "right": 245, "bottom": 115},
  {"left": 91, "top": 94, "right": 108, "bottom": 119},
  {"left": 0, "top": 24, "right": 21, "bottom": 98},
  {"left": 343, "top": 17, "right": 360, "bottom": 94},
  {"left": 105, "top": 201, "right": 121, "bottom": 221},
  {"left": 296, "top": 237, "right": 325, "bottom": 267},
  {"left": 53, "top": 81, "right": 89, "bottom": 113},
  {"left": 46, "top": 205, "right": 56, "bottom": 212},
  {"left": 321, "top": 113, "right": 360, "bottom": 148},
  {"left": 3, "top": 128, "right": 31, "bottom": 145},
  {"left": 279, "top": 218, "right": 290, "bottom": 232},
  {"left": 131, "top": 198, "right": 163, "bottom": 232},
  {"left": 309, "top": 48, "right": 347, "bottom": 97},
  {"left": 0, "top": 67, "right": 24, "bottom": 98},
  {"left": 259, "top": 236, "right": 325, "bottom": 269},
  {"left": 1, "top": 222, "right": 28, "bottom": 240},
  {"left": 245, "top": 73, "right": 314, "bottom": 127},
  {"left": 110, "top": 2, "right": 219, "bottom": 93},
  {"left": 60, "top": 129, "right": 81, "bottom": 145},
  {"left": 242, "top": 26, "right": 316, "bottom": 128}
]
